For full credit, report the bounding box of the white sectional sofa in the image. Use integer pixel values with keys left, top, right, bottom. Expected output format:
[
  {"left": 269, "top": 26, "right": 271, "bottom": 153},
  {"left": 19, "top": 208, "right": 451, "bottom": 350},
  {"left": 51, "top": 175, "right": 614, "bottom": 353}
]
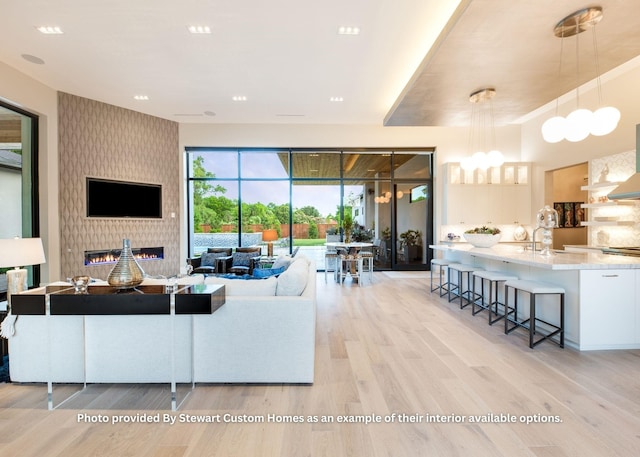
[{"left": 8, "top": 256, "right": 317, "bottom": 384}]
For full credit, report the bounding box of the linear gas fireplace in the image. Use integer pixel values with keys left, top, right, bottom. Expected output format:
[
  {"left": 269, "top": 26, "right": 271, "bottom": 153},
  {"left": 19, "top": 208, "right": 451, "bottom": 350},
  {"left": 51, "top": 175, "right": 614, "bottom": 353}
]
[{"left": 84, "top": 247, "right": 164, "bottom": 266}]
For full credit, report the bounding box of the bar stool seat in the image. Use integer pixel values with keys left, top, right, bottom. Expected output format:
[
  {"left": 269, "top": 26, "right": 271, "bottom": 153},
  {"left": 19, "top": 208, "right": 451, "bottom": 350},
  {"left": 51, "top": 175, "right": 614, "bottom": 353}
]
[
  {"left": 447, "top": 263, "right": 483, "bottom": 308},
  {"left": 504, "top": 280, "right": 565, "bottom": 349},
  {"left": 430, "top": 259, "right": 451, "bottom": 296},
  {"left": 472, "top": 270, "right": 518, "bottom": 324}
]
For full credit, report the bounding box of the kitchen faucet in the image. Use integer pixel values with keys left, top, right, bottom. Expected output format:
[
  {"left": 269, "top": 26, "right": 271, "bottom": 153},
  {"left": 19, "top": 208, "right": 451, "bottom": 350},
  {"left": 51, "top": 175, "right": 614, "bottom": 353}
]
[{"left": 530, "top": 226, "right": 542, "bottom": 252}]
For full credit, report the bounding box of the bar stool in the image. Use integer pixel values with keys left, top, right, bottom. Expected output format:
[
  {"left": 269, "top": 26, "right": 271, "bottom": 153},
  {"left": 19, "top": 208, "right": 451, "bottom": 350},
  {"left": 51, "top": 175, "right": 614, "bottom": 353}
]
[
  {"left": 430, "top": 258, "right": 451, "bottom": 296},
  {"left": 504, "top": 280, "right": 565, "bottom": 349},
  {"left": 447, "top": 263, "right": 483, "bottom": 308},
  {"left": 324, "top": 250, "right": 339, "bottom": 283},
  {"left": 471, "top": 270, "right": 518, "bottom": 324},
  {"left": 339, "top": 254, "right": 364, "bottom": 286},
  {"left": 360, "top": 249, "right": 375, "bottom": 282}
]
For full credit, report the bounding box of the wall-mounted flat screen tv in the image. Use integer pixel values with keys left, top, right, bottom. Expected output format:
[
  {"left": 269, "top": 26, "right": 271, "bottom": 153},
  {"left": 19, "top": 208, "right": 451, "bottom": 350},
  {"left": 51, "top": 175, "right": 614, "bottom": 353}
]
[
  {"left": 86, "top": 178, "right": 162, "bottom": 218},
  {"left": 410, "top": 184, "right": 428, "bottom": 203}
]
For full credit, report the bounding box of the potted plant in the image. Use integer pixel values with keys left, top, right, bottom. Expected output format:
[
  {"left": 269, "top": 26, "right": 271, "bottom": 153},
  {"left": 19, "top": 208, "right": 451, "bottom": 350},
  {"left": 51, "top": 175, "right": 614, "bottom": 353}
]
[
  {"left": 342, "top": 214, "right": 354, "bottom": 243},
  {"left": 463, "top": 226, "right": 502, "bottom": 247},
  {"left": 399, "top": 229, "right": 423, "bottom": 262},
  {"left": 326, "top": 226, "right": 341, "bottom": 243},
  {"left": 351, "top": 223, "right": 373, "bottom": 242}
]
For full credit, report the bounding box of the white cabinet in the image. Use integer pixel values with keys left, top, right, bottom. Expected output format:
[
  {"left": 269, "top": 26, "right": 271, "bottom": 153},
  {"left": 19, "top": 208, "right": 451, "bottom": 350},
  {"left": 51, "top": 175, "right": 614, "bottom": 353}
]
[
  {"left": 443, "top": 162, "right": 531, "bottom": 225},
  {"left": 579, "top": 269, "right": 637, "bottom": 349}
]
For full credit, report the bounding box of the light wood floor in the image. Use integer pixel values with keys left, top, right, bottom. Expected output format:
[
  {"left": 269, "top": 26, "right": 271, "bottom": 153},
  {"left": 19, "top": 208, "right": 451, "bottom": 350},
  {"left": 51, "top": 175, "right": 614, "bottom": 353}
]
[{"left": 1, "top": 272, "right": 639, "bottom": 457}]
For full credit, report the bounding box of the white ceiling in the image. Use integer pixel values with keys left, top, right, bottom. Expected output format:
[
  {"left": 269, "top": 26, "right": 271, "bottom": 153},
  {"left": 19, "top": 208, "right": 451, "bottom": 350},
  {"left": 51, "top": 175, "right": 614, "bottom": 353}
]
[{"left": 1, "top": 0, "right": 639, "bottom": 127}]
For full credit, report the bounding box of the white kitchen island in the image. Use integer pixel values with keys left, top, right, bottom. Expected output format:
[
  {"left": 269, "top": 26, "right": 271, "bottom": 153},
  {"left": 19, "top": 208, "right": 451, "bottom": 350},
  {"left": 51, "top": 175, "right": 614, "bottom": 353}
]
[{"left": 430, "top": 244, "right": 640, "bottom": 351}]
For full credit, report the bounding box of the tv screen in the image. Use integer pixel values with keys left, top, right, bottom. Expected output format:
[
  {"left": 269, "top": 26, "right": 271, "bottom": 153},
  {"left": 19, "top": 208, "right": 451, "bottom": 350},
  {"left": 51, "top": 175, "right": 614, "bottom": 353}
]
[
  {"left": 410, "top": 184, "right": 428, "bottom": 203},
  {"left": 86, "top": 178, "right": 162, "bottom": 218}
]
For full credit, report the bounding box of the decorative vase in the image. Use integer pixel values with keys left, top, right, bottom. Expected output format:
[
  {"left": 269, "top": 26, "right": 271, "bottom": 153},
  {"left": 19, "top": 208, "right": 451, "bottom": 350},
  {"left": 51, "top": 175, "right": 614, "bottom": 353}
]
[{"left": 107, "top": 239, "right": 145, "bottom": 289}]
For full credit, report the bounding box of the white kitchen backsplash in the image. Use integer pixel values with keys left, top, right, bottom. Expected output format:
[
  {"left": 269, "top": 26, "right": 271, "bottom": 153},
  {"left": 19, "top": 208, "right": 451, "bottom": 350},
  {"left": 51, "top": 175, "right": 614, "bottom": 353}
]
[{"left": 589, "top": 150, "right": 640, "bottom": 247}]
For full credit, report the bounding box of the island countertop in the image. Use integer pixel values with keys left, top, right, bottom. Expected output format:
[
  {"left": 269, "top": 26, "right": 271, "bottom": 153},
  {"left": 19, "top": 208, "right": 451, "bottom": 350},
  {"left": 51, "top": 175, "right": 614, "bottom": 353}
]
[{"left": 430, "top": 243, "right": 640, "bottom": 270}]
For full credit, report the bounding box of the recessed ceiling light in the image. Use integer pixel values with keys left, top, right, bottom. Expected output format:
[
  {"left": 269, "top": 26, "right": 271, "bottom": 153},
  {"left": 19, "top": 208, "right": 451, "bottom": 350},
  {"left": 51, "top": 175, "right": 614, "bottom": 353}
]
[
  {"left": 36, "top": 26, "right": 63, "bottom": 34},
  {"left": 188, "top": 25, "right": 211, "bottom": 34},
  {"left": 133, "top": 95, "right": 149, "bottom": 101},
  {"left": 337, "top": 26, "right": 360, "bottom": 35},
  {"left": 21, "top": 54, "right": 45, "bottom": 65},
  {"left": 232, "top": 96, "right": 247, "bottom": 101},
  {"left": 330, "top": 97, "right": 344, "bottom": 102}
]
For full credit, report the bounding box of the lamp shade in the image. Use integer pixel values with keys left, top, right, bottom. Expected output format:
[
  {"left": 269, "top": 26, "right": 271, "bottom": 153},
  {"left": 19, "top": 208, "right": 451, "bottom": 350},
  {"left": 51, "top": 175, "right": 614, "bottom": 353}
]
[
  {"left": 564, "top": 108, "right": 593, "bottom": 142},
  {"left": 541, "top": 115, "right": 566, "bottom": 143},
  {"left": 262, "top": 229, "right": 278, "bottom": 242},
  {"left": 591, "top": 106, "right": 621, "bottom": 136},
  {"left": 0, "top": 237, "right": 46, "bottom": 268}
]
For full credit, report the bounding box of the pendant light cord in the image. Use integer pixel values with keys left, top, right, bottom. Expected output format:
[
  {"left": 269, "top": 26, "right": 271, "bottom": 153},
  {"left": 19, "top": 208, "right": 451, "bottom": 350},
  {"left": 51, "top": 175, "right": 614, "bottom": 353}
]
[
  {"left": 592, "top": 23, "right": 603, "bottom": 106},
  {"left": 574, "top": 22, "right": 581, "bottom": 110}
]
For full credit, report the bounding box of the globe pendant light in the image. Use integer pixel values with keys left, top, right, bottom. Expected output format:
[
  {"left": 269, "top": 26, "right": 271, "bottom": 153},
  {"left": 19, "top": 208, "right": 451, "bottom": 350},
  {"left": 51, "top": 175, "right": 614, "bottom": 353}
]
[
  {"left": 461, "top": 88, "right": 504, "bottom": 171},
  {"left": 542, "top": 6, "right": 620, "bottom": 143}
]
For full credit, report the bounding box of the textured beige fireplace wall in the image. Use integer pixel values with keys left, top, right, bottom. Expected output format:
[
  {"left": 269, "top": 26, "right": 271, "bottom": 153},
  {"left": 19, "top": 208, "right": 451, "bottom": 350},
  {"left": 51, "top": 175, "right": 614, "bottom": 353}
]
[{"left": 58, "top": 92, "right": 179, "bottom": 279}]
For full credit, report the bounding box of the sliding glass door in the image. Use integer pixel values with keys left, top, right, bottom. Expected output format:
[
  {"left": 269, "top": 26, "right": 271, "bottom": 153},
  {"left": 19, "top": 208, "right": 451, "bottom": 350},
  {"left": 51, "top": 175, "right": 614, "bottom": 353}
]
[
  {"left": 185, "top": 148, "right": 434, "bottom": 271},
  {"left": 0, "top": 101, "right": 40, "bottom": 298}
]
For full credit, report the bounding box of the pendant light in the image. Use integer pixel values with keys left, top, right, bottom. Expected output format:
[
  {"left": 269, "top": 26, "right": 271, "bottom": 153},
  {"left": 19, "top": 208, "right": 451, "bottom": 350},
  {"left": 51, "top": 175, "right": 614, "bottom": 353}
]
[
  {"left": 541, "top": 6, "right": 620, "bottom": 143},
  {"left": 461, "top": 88, "right": 504, "bottom": 171}
]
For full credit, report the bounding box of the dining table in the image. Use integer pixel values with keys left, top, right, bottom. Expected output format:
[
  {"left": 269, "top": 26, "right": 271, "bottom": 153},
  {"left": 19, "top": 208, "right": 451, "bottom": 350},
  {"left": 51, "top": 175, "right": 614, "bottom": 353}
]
[
  {"left": 325, "top": 242, "right": 374, "bottom": 281},
  {"left": 325, "top": 241, "right": 374, "bottom": 254}
]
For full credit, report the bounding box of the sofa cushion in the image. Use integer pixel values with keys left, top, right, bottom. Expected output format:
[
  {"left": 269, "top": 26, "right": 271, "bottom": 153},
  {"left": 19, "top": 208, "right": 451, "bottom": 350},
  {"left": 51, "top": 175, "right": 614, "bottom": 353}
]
[
  {"left": 276, "top": 257, "right": 308, "bottom": 296},
  {"left": 272, "top": 255, "right": 294, "bottom": 270},
  {"left": 205, "top": 275, "right": 277, "bottom": 296},
  {"left": 201, "top": 252, "right": 228, "bottom": 267},
  {"left": 232, "top": 252, "right": 255, "bottom": 267}
]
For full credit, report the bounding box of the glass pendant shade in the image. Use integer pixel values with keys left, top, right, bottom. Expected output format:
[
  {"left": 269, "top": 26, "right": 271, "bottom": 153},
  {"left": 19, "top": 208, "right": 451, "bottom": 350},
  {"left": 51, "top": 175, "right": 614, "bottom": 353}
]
[
  {"left": 460, "top": 157, "right": 475, "bottom": 171},
  {"left": 472, "top": 151, "right": 488, "bottom": 170},
  {"left": 541, "top": 115, "right": 566, "bottom": 143},
  {"left": 564, "top": 108, "right": 593, "bottom": 142},
  {"left": 486, "top": 150, "right": 504, "bottom": 168},
  {"left": 591, "top": 106, "right": 621, "bottom": 136}
]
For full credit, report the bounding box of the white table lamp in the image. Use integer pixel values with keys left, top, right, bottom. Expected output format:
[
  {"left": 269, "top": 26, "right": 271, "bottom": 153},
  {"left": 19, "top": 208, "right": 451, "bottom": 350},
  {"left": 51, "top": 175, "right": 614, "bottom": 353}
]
[{"left": 0, "top": 237, "right": 46, "bottom": 307}]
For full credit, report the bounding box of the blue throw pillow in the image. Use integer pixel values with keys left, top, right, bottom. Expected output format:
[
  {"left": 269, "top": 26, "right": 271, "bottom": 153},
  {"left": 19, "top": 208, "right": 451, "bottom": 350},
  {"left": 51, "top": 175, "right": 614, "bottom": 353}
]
[
  {"left": 253, "top": 266, "right": 285, "bottom": 278},
  {"left": 232, "top": 252, "right": 255, "bottom": 267},
  {"left": 201, "top": 252, "right": 227, "bottom": 267}
]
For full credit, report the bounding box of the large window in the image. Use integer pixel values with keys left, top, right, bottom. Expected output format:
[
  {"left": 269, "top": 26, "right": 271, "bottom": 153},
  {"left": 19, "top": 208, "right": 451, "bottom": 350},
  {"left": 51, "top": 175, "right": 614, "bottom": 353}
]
[
  {"left": 0, "top": 101, "right": 40, "bottom": 299},
  {"left": 186, "top": 148, "right": 434, "bottom": 270}
]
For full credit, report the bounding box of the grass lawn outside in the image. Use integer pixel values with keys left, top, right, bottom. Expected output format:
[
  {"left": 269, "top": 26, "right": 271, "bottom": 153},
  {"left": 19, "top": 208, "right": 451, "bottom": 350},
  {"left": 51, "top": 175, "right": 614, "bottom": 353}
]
[{"left": 292, "top": 238, "right": 326, "bottom": 247}]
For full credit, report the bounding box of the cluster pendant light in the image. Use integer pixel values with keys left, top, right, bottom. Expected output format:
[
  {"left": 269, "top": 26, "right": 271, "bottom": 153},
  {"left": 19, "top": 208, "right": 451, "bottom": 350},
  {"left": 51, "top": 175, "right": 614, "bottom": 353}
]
[
  {"left": 460, "top": 88, "right": 504, "bottom": 172},
  {"left": 374, "top": 191, "right": 403, "bottom": 204},
  {"left": 541, "top": 6, "right": 620, "bottom": 143}
]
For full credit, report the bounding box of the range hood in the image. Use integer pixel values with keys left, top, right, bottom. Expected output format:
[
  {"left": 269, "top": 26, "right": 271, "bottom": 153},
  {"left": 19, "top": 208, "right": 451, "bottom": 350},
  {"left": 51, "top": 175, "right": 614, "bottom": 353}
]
[{"left": 608, "top": 124, "right": 640, "bottom": 200}]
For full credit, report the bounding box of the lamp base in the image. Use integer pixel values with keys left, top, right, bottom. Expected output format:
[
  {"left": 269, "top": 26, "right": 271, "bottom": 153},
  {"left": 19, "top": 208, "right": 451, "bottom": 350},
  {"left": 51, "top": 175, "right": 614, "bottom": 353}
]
[
  {"left": 6, "top": 267, "right": 28, "bottom": 308},
  {"left": 267, "top": 242, "right": 274, "bottom": 258}
]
